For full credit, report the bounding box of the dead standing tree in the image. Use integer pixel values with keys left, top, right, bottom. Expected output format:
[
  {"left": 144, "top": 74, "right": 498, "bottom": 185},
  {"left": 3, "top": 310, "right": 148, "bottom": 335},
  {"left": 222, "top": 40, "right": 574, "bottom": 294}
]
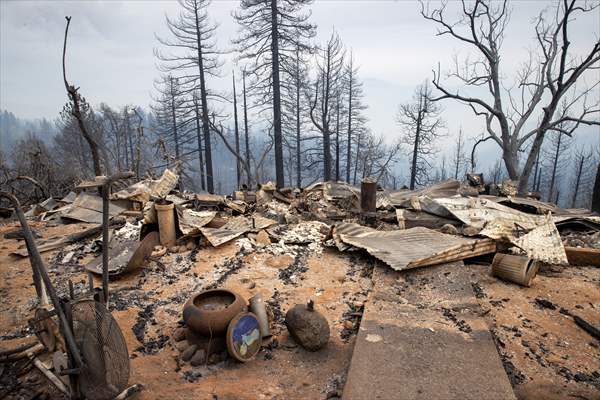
[
  {"left": 62, "top": 16, "right": 102, "bottom": 177},
  {"left": 422, "top": 0, "right": 600, "bottom": 194},
  {"left": 309, "top": 31, "right": 346, "bottom": 182},
  {"left": 397, "top": 81, "right": 445, "bottom": 190},
  {"left": 344, "top": 52, "right": 368, "bottom": 183},
  {"left": 155, "top": 0, "right": 223, "bottom": 194},
  {"left": 233, "top": 0, "right": 316, "bottom": 189}
]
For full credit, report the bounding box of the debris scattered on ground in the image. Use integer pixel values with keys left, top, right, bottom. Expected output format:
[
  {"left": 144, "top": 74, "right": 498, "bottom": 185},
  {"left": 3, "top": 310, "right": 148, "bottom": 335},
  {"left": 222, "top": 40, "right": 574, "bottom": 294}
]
[{"left": 2, "top": 171, "right": 599, "bottom": 399}]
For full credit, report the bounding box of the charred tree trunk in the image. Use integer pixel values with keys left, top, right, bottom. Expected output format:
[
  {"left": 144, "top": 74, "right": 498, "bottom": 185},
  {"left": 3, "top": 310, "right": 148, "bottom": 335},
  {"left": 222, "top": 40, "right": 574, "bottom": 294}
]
[
  {"left": 193, "top": 96, "right": 206, "bottom": 191},
  {"left": 62, "top": 16, "right": 102, "bottom": 177},
  {"left": 270, "top": 0, "right": 285, "bottom": 188},
  {"left": 592, "top": 162, "right": 600, "bottom": 213},
  {"left": 409, "top": 108, "right": 423, "bottom": 190},
  {"left": 571, "top": 154, "right": 585, "bottom": 208},
  {"left": 548, "top": 132, "right": 563, "bottom": 202},
  {"left": 346, "top": 78, "right": 353, "bottom": 183},
  {"left": 295, "top": 51, "right": 302, "bottom": 189},
  {"left": 335, "top": 98, "right": 340, "bottom": 182},
  {"left": 193, "top": 4, "right": 214, "bottom": 193},
  {"left": 243, "top": 71, "right": 251, "bottom": 186},
  {"left": 233, "top": 73, "right": 241, "bottom": 189}
]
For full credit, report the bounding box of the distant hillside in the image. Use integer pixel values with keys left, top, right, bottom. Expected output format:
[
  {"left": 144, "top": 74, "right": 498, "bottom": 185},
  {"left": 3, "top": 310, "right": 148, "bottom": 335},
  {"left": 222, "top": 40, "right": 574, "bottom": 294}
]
[{"left": 0, "top": 110, "right": 57, "bottom": 153}]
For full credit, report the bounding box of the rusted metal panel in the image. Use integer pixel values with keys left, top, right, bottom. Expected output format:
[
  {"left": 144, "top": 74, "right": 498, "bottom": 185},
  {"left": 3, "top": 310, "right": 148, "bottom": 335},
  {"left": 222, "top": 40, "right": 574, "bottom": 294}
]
[
  {"left": 565, "top": 246, "right": 600, "bottom": 266},
  {"left": 339, "top": 226, "right": 495, "bottom": 271}
]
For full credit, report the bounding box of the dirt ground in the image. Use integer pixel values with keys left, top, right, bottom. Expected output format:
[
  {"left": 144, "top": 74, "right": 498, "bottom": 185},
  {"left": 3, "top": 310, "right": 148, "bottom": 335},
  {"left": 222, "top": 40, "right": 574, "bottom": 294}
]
[{"left": 1, "top": 219, "right": 599, "bottom": 400}]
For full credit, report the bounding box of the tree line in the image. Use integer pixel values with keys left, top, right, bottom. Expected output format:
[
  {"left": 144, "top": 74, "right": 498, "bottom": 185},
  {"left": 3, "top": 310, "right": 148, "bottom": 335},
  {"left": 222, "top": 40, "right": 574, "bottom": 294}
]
[{"left": 1, "top": 0, "right": 598, "bottom": 210}]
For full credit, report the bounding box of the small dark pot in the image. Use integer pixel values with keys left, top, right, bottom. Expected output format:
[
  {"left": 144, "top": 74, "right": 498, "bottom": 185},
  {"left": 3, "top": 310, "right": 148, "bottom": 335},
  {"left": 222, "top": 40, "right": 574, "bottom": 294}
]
[{"left": 183, "top": 289, "right": 246, "bottom": 336}]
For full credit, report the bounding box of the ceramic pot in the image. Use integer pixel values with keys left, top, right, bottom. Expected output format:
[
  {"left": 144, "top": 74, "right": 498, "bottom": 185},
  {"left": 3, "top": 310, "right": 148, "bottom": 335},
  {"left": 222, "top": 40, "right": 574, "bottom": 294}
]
[{"left": 183, "top": 289, "right": 246, "bottom": 336}]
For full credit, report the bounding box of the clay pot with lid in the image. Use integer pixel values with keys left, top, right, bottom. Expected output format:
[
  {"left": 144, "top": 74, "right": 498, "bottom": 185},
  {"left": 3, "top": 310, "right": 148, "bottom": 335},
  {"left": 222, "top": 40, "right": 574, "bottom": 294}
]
[{"left": 183, "top": 289, "right": 246, "bottom": 336}]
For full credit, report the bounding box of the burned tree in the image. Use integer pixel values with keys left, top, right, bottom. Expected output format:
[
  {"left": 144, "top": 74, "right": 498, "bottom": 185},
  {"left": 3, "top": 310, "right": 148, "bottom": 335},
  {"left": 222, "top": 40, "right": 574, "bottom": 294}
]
[
  {"left": 232, "top": 72, "right": 241, "bottom": 188},
  {"left": 151, "top": 75, "right": 189, "bottom": 186},
  {"left": 155, "top": 0, "right": 223, "bottom": 193},
  {"left": 62, "top": 16, "right": 102, "bottom": 177},
  {"left": 397, "top": 81, "right": 444, "bottom": 189},
  {"left": 542, "top": 129, "right": 572, "bottom": 203},
  {"left": 309, "top": 31, "right": 346, "bottom": 182},
  {"left": 233, "top": 0, "right": 316, "bottom": 188},
  {"left": 422, "top": 0, "right": 600, "bottom": 194},
  {"left": 452, "top": 128, "right": 466, "bottom": 180},
  {"left": 570, "top": 148, "right": 592, "bottom": 208},
  {"left": 343, "top": 52, "right": 367, "bottom": 183},
  {"left": 281, "top": 46, "right": 311, "bottom": 188}
]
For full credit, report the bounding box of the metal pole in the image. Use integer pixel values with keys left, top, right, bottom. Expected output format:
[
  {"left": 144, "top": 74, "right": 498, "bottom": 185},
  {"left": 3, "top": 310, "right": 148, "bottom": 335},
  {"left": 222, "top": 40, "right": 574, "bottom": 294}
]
[
  {"left": 101, "top": 184, "right": 110, "bottom": 306},
  {"left": 0, "top": 192, "right": 82, "bottom": 367}
]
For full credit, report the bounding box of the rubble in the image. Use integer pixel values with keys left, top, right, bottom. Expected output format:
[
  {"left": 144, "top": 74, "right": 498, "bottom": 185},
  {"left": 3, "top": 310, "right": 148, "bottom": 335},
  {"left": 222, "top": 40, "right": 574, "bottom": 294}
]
[{"left": 2, "top": 170, "right": 599, "bottom": 399}]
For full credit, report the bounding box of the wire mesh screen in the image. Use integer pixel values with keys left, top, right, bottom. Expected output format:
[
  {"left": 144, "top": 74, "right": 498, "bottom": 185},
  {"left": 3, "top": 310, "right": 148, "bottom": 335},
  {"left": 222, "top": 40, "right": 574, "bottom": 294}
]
[{"left": 71, "top": 300, "right": 130, "bottom": 400}]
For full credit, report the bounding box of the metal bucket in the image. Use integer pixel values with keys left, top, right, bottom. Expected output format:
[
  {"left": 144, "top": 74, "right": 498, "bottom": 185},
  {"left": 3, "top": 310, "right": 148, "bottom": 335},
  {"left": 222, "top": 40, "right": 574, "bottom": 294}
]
[{"left": 491, "top": 253, "right": 539, "bottom": 287}]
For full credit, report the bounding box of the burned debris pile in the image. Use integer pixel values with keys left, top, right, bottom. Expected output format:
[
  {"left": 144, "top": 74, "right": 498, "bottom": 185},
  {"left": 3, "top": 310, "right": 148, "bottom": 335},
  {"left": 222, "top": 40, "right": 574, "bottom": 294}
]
[{"left": 1, "top": 170, "right": 599, "bottom": 399}]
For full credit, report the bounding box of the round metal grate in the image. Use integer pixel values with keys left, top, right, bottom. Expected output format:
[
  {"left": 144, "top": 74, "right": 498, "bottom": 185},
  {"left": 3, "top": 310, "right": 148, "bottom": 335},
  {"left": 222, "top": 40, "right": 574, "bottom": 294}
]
[{"left": 71, "top": 300, "right": 130, "bottom": 400}]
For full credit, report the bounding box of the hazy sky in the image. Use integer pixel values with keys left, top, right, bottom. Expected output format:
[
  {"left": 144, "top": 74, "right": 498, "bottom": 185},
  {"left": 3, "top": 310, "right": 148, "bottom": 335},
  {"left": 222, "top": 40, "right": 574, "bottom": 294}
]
[{"left": 1, "top": 0, "right": 599, "bottom": 169}]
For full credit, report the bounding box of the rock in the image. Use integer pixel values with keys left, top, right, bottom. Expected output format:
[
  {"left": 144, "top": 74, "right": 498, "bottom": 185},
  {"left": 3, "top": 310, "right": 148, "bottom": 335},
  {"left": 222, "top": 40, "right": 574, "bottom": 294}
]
[
  {"left": 256, "top": 230, "right": 271, "bottom": 246},
  {"left": 186, "top": 240, "right": 195, "bottom": 250},
  {"left": 285, "top": 300, "right": 330, "bottom": 351},
  {"left": 190, "top": 348, "right": 207, "bottom": 366},
  {"left": 175, "top": 340, "right": 190, "bottom": 352},
  {"left": 461, "top": 225, "right": 480, "bottom": 236},
  {"left": 173, "top": 327, "right": 187, "bottom": 342},
  {"left": 343, "top": 320, "right": 354, "bottom": 330},
  {"left": 181, "top": 344, "right": 198, "bottom": 362},
  {"left": 208, "top": 351, "right": 227, "bottom": 364},
  {"left": 169, "top": 246, "right": 179, "bottom": 254},
  {"left": 440, "top": 224, "right": 459, "bottom": 235}
]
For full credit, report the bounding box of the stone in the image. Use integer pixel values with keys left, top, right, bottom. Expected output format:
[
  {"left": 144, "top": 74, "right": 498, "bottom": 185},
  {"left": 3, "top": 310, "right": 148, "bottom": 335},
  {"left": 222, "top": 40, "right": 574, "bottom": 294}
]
[
  {"left": 285, "top": 300, "right": 330, "bottom": 351},
  {"left": 256, "top": 230, "right": 271, "bottom": 246},
  {"left": 440, "top": 224, "right": 459, "bottom": 236},
  {"left": 172, "top": 327, "right": 187, "bottom": 342},
  {"left": 190, "top": 348, "right": 207, "bottom": 366},
  {"left": 186, "top": 240, "right": 195, "bottom": 250},
  {"left": 175, "top": 340, "right": 190, "bottom": 352},
  {"left": 343, "top": 320, "right": 354, "bottom": 330},
  {"left": 181, "top": 344, "right": 198, "bottom": 362}
]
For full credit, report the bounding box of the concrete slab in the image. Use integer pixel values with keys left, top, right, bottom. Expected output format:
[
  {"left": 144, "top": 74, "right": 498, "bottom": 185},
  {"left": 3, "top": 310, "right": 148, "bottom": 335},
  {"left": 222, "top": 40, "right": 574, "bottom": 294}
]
[{"left": 342, "top": 262, "right": 517, "bottom": 400}]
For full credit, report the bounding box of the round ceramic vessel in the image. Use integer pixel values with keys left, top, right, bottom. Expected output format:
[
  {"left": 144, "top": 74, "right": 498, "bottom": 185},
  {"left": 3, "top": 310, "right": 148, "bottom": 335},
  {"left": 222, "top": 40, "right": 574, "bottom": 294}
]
[{"left": 183, "top": 289, "right": 246, "bottom": 336}]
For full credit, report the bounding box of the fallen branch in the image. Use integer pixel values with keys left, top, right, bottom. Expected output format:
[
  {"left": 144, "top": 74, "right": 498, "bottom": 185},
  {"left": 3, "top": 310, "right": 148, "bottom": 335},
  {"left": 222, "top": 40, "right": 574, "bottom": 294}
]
[{"left": 574, "top": 315, "right": 600, "bottom": 340}]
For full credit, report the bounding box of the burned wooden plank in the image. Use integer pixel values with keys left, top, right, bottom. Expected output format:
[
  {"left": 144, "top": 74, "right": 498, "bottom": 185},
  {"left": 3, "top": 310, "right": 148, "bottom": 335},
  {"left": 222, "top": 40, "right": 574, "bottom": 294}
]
[{"left": 565, "top": 246, "right": 600, "bottom": 267}]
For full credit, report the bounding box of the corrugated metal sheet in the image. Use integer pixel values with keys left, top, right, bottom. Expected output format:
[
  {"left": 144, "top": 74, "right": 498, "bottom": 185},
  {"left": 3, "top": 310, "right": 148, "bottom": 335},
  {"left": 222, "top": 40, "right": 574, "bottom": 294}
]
[
  {"left": 177, "top": 209, "right": 216, "bottom": 236},
  {"left": 333, "top": 223, "right": 375, "bottom": 251},
  {"left": 339, "top": 226, "right": 495, "bottom": 271},
  {"left": 435, "top": 197, "right": 568, "bottom": 264},
  {"left": 200, "top": 215, "right": 277, "bottom": 247},
  {"left": 387, "top": 179, "right": 461, "bottom": 206}
]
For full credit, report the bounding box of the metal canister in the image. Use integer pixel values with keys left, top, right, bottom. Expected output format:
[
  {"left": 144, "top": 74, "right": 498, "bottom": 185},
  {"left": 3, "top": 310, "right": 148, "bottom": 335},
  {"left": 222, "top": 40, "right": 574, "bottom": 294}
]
[
  {"left": 491, "top": 253, "right": 539, "bottom": 287},
  {"left": 249, "top": 293, "right": 271, "bottom": 338}
]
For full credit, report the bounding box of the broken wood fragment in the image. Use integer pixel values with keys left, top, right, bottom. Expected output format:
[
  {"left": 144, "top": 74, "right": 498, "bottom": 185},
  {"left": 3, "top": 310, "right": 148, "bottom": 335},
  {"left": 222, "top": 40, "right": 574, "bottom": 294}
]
[{"left": 565, "top": 246, "right": 600, "bottom": 267}]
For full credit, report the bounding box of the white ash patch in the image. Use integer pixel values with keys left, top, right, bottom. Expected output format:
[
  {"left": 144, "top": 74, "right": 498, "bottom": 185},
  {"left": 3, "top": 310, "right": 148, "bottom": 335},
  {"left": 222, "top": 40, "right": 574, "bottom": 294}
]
[{"left": 114, "top": 221, "right": 142, "bottom": 240}]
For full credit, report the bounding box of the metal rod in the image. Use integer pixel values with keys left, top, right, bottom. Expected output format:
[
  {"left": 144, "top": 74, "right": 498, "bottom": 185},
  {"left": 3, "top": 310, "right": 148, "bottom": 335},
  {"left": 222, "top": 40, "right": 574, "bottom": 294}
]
[{"left": 0, "top": 192, "right": 82, "bottom": 367}]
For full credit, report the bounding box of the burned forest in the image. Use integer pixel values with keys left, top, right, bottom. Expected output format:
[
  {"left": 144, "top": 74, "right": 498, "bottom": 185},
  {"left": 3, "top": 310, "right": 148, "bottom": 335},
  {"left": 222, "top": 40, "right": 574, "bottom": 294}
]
[{"left": 1, "top": 1, "right": 599, "bottom": 400}]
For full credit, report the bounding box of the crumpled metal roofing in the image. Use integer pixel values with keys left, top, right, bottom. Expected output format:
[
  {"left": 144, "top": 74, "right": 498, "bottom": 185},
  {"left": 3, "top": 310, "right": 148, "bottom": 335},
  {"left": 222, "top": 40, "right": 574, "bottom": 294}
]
[
  {"left": 200, "top": 215, "right": 277, "bottom": 247},
  {"left": 337, "top": 225, "right": 496, "bottom": 271},
  {"left": 433, "top": 197, "right": 568, "bottom": 264}
]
